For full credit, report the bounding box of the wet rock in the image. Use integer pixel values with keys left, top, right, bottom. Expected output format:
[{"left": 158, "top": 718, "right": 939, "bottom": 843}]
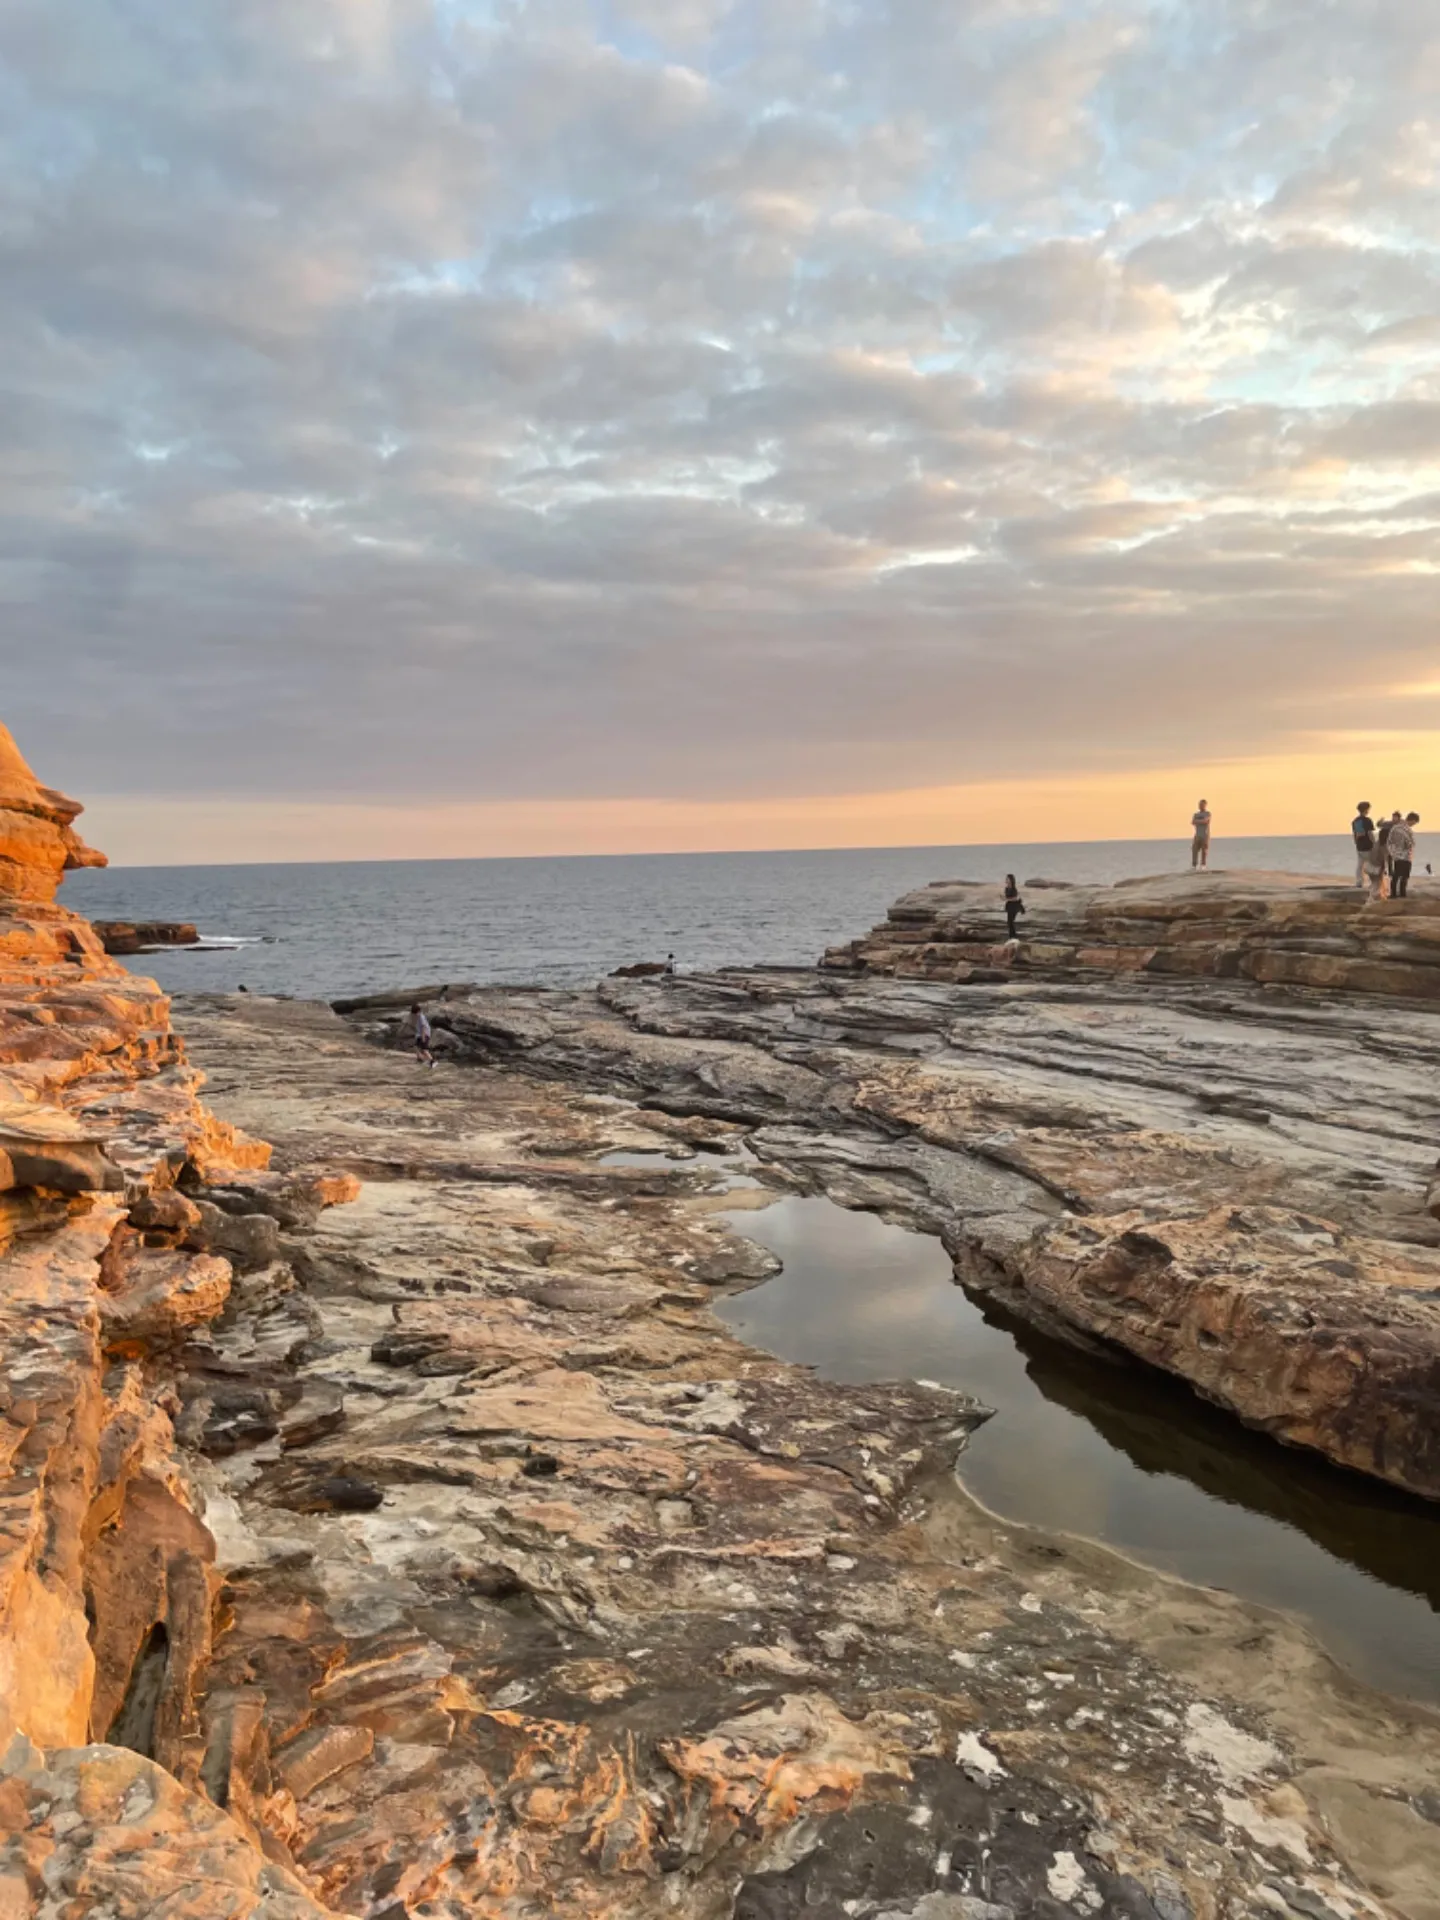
[
  {"left": 92, "top": 920, "right": 199, "bottom": 953},
  {"left": 684, "top": 1235, "right": 783, "bottom": 1287}
]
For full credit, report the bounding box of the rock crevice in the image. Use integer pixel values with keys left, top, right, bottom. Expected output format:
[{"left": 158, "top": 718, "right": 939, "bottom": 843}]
[{"left": 3, "top": 733, "right": 1440, "bottom": 1920}]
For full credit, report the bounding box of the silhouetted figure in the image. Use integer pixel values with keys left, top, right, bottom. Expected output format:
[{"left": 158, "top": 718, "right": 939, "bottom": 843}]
[
  {"left": 1389, "top": 813, "right": 1420, "bottom": 898},
  {"left": 1004, "top": 874, "right": 1025, "bottom": 939},
  {"left": 1190, "top": 800, "right": 1211, "bottom": 869},
  {"left": 1352, "top": 802, "right": 1374, "bottom": 887}
]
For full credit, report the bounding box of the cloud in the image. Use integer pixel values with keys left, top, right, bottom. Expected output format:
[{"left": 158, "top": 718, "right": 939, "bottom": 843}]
[{"left": 3, "top": 0, "right": 1439, "bottom": 849}]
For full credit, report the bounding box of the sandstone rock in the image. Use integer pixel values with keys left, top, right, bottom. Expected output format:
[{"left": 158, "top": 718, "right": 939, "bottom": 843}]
[
  {"left": 5, "top": 719, "right": 1439, "bottom": 1920},
  {"left": 0, "top": 1204, "right": 124, "bottom": 1751},
  {"left": 92, "top": 921, "right": 200, "bottom": 954},
  {"left": 392, "top": 961, "right": 1440, "bottom": 1503},
  {"left": 189, "top": 1199, "right": 283, "bottom": 1272},
  {"left": 99, "top": 1245, "right": 233, "bottom": 1351},
  {"left": 0, "top": 1102, "right": 120, "bottom": 1193},
  {"left": 162, "top": 988, "right": 1440, "bottom": 1920},
  {"left": 329, "top": 983, "right": 474, "bottom": 1014},
  {"left": 828, "top": 867, "right": 1440, "bottom": 1004},
  {"left": 129, "top": 1186, "right": 205, "bottom": 1240},
  {"left": 272, "top": 1722, "right": 373, "bottom": 1801},
  {"left": 0, "top": 1735, "right": 333, "bottom": 1918}
]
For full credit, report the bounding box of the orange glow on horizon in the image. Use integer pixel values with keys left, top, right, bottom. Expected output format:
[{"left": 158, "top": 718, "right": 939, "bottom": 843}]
[{"left": 79, "top": 731, "right": 1437, "bottom": 867}]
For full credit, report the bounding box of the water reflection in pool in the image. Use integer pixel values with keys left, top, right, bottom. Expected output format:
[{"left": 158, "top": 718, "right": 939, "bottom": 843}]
[{"left": 715, "top": 1192, "right": 1440, "bottom": 1704}]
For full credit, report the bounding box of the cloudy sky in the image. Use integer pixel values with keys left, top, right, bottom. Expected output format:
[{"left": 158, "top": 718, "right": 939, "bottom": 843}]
[{"left": 5, "top": 0, "right": 1439, "bottom": 861}]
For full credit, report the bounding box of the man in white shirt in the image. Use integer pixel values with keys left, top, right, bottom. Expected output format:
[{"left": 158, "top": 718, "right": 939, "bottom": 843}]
[{"left": 1387, "top": 813, "right": 1419, "bottom": 898}]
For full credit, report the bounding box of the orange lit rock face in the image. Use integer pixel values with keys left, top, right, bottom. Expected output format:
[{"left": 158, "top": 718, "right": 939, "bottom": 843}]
[
  {"left": 0, "top": 723, "right": 293, "bottom": 1909},
  {"left": 0, "top": 719, "right": 106, "bottom": 906},
  {"left": 3, "top": 724, "right": 1439, "bottom": 1920}
]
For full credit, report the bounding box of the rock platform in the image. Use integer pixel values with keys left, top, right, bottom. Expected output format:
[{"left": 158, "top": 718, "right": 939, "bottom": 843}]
[
  {"left": 3, "top": 728, "right": 1440, "bottom": 1920},
  {"left": 401, "top": 945, "right": 1440, "bottom": 1504},
  {"left": 821, "top": 870, "right": 1440, "bottom": 1003}
]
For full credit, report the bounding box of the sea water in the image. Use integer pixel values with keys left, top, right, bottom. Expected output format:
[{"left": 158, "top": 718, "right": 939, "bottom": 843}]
[{"left": 62, "top": 833, "right": 1379, "bottom": 999}]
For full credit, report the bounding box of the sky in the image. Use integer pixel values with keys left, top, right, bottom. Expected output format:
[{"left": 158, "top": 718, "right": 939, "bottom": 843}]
[{"left": 4, "top": 0, "right": 1439, "bottom": 863}]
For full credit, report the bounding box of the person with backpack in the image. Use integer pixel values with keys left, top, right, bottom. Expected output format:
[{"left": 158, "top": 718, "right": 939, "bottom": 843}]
[
  {"left": 1003, "top": 874, "right": 1025, "bottom": 939},
  {"left": 1351, "top": 802, "right": 1375, "bottom": 887}
]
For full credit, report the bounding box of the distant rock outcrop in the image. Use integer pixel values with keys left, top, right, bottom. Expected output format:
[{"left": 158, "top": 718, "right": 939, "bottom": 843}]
[
  {"left": 93, "top": 921, "right": 200, "bottom": 954},
  {"left": 822, "top": 868, "right": 1440, "bottom": 1000}
]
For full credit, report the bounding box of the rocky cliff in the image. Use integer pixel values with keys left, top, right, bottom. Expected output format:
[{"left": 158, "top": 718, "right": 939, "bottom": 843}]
[
  {"left": 5, "top": 734, "right": 1440, "bottom": 1920},
  {"left": 0, "top": 723, "right": 342, "bottom": 1913},
  {"left": 821, "top": 870, "right": 1440, "bottom": 1002}
]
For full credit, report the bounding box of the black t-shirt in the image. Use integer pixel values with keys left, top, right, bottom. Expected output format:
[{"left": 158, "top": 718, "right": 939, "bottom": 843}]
[{"left": 1353, "top": 815, "right": 1374, "bottom": 849}]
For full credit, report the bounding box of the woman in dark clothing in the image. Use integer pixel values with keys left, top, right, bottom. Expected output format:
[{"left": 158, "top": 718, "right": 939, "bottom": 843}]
[{"left": 1004, "top": 874, "right": 1024, "bottom": 939}]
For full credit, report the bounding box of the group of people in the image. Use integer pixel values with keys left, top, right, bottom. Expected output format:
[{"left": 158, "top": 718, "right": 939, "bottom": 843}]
[{"left": 1352, "top": 803, "right": 1422, "bottom": 900}]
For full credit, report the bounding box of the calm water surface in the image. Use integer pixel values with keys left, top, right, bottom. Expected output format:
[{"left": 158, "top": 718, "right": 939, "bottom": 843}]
[
  {"left": 62, "top": 833, "right": 1378, "bottom": 1000},
  {"left": 63, "top": 838, "right": 1440, "bottom": 1700},
  {"left": 716, "top": 1194, "right": 1440, "bottom": 1705}
]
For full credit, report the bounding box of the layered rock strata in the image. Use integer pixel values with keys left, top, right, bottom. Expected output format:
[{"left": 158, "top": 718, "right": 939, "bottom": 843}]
[
  {"left": 172, "top": 991, "right": 1440, "bottom": 1920},
  {"left": 93, "top": 920, "right": 200, "bottom": 953},
  {"left": 0, "top": 724, "right": 343, "bottom": 1913},
  {"left": 379, "top": 955, "right": 1440, "bottom": 1503},
  {"left": 822, "top": 870, "right": 1440, "bottom": 1002},
  {"left": 5, "top": 726, "right": 1440, "bottom": 1920}
]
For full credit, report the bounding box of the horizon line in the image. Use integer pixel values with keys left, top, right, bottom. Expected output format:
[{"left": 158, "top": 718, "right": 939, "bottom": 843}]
[{"left": 67, "top": 829, "right": 1364, "bottom": 875}]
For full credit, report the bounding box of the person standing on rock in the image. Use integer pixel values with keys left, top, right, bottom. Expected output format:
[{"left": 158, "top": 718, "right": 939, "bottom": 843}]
[
  {"left": 1003, "top": 874, "right": 1025, "bottom": 939},
  {"left": 1352, "top": 802, "right": 1375, "bottom": 887},
  {"left": 1362, "top": 828, "right": 1389, "bottom": 901},
  {"left": 409, "top": 1001, "right": 436, "bottom": 1067},
  {"left": 1190, "top": 800, "right": 1212, "bottom": 869},
  {"left": 1381, "top": 811, "right": 1404, "bottom": 882},
  {"left": 1388, "top": 813, "right": 1419, "bottom": 898}
]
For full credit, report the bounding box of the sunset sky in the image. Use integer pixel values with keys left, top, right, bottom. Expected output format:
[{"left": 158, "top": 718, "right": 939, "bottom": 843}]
[{"left": 6, "top": 0, "right": 1439, "bottom": 863}]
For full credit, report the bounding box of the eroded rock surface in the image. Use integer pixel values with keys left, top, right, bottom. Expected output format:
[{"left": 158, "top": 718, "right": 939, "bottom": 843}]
[
  {"left": 349, "top": 942, "right": 1440, "bottom": 1504},
  {"left": 0, "top": 723, "right": 336, "bottom": 1913},
  {"left": 4, "top": 723, "right": 1440, "bottom": 1920},
  {"left": 170, "top": 991, "right": 1440, "bottom": 1920},
  {"left": 823, "top": 870, "right": 1440, "bottom": 1003}
]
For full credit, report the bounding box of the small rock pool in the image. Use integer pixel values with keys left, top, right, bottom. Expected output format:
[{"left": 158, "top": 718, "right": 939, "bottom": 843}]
[{"left": 713, "top": 1189, "right": 1440, "bottom": 1705}]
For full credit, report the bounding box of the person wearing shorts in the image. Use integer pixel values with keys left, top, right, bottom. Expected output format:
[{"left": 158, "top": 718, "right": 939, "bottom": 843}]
[
  {"left": 1191, "top": 800, "right": 1211, "bottom": 869},
  {"left": 410, "top": 1002, "right": 435, "bottom": 1067}
]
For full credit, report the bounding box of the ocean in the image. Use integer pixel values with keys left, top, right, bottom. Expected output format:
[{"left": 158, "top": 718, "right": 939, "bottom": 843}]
[
  {"left": 60, "top": 832, "right": 1440, "bottom": 1697},
  {"left": 61, "top": 833, "right": 1375, "bottom": 1000}
]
